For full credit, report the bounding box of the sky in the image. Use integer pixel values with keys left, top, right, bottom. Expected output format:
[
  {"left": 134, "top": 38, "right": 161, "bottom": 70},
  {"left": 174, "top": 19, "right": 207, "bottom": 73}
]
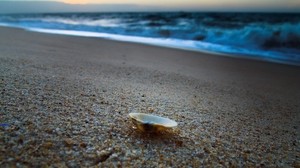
[
  {"left": 0, "top": 0, "right": 299, "bottom": 13},
  {"left": 66, "top": 0, "right": 300, "bottom": 12}
]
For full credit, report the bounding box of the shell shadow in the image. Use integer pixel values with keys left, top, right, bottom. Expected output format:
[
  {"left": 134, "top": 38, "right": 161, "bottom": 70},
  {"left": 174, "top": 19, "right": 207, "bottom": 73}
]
[{"left": 126, "top": 126, "right": 191, "bottom": 148}]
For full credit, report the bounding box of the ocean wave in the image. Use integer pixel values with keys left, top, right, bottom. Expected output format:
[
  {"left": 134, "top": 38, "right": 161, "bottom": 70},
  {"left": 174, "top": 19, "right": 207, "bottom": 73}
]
[
  {"left": 202, "top": 22, "right": 300, "bottom": 50},
  {"left": 0, "top": 12, "right": 299, "bottom": 65}
]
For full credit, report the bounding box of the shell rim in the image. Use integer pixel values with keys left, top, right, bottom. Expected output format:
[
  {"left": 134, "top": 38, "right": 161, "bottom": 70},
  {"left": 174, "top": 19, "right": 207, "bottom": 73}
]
[{"left": 129, "top": 113, "right": 178, "bottom": 128}]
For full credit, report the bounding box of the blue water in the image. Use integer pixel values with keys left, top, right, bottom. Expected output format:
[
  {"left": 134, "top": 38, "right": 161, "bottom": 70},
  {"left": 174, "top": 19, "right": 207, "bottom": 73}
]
[{"left": 0, "top": 12, "right": 300, "bottom": 65}]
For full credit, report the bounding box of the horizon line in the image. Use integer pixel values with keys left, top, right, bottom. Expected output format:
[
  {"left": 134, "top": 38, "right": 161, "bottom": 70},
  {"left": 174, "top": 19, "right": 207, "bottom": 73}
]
[{"left": 0, "top": 1, "right": 299, "bottom": 14}]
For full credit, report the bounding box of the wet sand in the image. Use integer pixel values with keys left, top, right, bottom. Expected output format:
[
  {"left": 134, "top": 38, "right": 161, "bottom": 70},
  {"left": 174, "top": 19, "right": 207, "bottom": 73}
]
[{"left": 0, "top": 26, "right": 299, "bottom": 167}]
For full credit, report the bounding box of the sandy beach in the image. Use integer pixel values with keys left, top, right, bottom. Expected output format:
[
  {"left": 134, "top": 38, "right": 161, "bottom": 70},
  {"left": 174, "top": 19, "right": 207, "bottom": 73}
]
[{"left": 0, "top": 26, "right": 299, "bottom": 167}]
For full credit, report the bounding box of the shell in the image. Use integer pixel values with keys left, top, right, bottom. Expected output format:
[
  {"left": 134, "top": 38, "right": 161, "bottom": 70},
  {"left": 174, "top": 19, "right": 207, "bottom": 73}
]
[{"left": 129, "top": 113, "right": 177, "bottom": 132}]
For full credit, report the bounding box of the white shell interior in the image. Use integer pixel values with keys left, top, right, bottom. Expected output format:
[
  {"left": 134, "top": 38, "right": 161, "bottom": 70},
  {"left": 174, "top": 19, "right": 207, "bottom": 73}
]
[{"left": 129, "top": 113, "right": 178, "bottom": 127}]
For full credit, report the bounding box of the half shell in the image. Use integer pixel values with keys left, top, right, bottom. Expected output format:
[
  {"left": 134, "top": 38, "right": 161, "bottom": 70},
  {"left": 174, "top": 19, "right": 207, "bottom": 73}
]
[{"left": 129, "top": 113, "right": 177, "bottom": 132}]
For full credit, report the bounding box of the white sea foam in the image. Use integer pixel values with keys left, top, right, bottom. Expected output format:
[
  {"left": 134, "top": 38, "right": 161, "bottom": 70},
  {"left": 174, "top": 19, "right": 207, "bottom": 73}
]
[
  {"left": 27, "top": 27, "right": 230, "bottom": 55},
  {"left": 41, "top": 18, "right": 121, "bottom": 27}
]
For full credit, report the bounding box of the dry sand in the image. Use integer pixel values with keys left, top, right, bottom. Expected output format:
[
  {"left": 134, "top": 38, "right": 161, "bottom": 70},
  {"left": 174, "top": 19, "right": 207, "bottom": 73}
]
[{"left": 0, "top": 26, "right": 300, "bottom": 167}]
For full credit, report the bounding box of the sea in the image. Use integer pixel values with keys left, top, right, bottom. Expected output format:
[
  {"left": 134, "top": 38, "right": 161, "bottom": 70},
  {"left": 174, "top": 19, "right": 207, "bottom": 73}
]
[{"left": 0, "top": 12, "right": 299, "bottom": 66}]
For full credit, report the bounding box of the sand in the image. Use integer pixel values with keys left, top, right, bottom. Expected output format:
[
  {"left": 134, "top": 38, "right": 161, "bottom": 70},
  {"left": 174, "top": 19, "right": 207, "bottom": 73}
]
[{"left": 0, "top": 26, "right": 299, "bottom": 167}]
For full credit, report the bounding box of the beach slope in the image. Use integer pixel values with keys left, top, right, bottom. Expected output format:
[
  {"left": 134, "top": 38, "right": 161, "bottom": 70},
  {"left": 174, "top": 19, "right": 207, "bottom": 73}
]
[{"left": 1, "top": 27, "right": 299, "bottom": 167}]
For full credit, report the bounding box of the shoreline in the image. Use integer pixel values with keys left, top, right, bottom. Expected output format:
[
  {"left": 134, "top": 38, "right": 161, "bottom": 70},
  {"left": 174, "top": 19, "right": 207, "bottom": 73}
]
[
  {"left": 1, "top": 24, "right": 299, "bottom": 67},
  {"left": 1, "top": 26, "right": 299, "bottom": 167}
]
